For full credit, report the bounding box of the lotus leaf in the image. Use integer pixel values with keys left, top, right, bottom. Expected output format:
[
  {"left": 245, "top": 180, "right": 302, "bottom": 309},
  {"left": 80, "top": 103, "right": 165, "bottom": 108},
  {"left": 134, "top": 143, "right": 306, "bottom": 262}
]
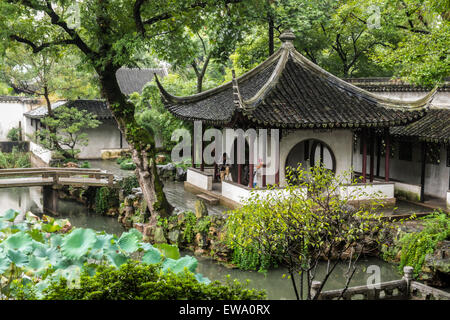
[
  {"left": 105, "top": 249, "right": 129, "bottom": 268},
  {"left": 0, "top": 253, "right": 11, "bottom": 273},
  {"left": 154, "top": 243, "right": 180, "bottom": 260},
  {"left": 28, "top": 255, "right": 49, "bottom": 272},
  {"left": 4, "top": 231, "right": 33, "bottom": 253},
  {"left": 161, "top": 256, "right": 198, "bottom": 274},
  {"left": 195, "top": 273, "right": 211, "bottom": 284},
  {"left": 1, "top": 209, "right": 19, "bottom": 222},
  {"left": 117, "top": 230, "right": 140, "bottom": 253},
  {"left": 142, "top": 246, "right": 163, "bottom": 264},
  {"left": 7, "top": 249, "right": 29, "bottom": 267},
  {"left": 61, "top": 228, "right": 97, "bottom": 259}
]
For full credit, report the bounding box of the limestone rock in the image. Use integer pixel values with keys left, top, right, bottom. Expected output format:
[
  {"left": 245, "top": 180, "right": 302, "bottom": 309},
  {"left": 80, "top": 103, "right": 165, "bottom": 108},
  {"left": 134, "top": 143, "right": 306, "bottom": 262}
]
[
  {"left": 195, "top": 200, "right": 208, "bottom": 219},
  {"left": 154, "top": 227, "right": 167, "bottom": 244},
  {"left": 168, "top": 230, "right": 181, "bottom": 244}
]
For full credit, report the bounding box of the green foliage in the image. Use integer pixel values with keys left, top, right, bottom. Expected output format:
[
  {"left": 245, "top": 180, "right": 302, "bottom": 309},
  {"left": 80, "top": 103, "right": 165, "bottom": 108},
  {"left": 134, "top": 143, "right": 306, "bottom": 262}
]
[
  {"left": 119, "top": 160, "right": 137, "bottom": 171},
  {"left": 119, "top": 175, "right": 140, "bottom": 197},
  {"left": 79, "top": 161, "right": 91, "bottom": 169},
  {"left": 36, "top": 105, "right": 101, "bottom": 159},
  {"left": 37, "top": 261, "right": 265, "bottom": 300},
  {"left": 397, "top": 211, "right": 450, "bottom": 277},
  {"left": 7, "top": 127, "right": 20, "bottom": 142},
  {"left": 226, "top": 164, "right": 391, "bottom": 299},
  {"left": 0, "top": 147, "right": 30, "bottom": 169},
  {"left": 0, "top": 211, "right": 224, "bottom": 300},
  {"left": 182, "top": 211, "right": 198, "bottom": 244},
  {"left": 94, "top": 187, "right": 120, "bottom": 215}
]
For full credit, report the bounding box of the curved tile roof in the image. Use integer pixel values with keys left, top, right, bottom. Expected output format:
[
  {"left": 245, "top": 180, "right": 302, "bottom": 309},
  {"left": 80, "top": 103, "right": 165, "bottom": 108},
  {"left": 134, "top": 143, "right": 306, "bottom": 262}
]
[
  {"left": 390, "top": 108, "right": 450, "bottom": 144},
  {"left": 24, "top": 100, "right": 113, "bottom": 120},
  {"left": 157, "top": 31, "right": 437, "bottom": 129}
]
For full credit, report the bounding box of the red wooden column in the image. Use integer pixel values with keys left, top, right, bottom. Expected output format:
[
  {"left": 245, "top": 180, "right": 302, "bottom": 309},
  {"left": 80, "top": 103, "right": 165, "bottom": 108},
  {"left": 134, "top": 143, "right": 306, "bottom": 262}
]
[
  {"left": 249, "top": 163, "right": 254, "bottom": 187},
  {"left": 262, "top": 164, "right": 266, "bottom": 187},
  {"left": 275, "top": 133, "right": 280, "bottom": 185},
  {"left": 237, "top": 163, "right": 242, "bottom": 184},
  {"left": 369, "top": 130, "right": 375, "bottom": 182},
  {"left": 361, "top": 129, "right": 367, "bottom": 183},
  {"left": 384, "top": 128, "right": 390, "bottom": 182}
]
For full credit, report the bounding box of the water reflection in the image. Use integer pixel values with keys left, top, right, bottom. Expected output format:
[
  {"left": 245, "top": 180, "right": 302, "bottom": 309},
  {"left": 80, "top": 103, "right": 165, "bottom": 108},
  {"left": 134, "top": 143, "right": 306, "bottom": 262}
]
[
  {"left": 0, "top": 187, "right": 125, "bottom": 236},
  {"left": 190, "top": 254, "right": 401, "bottom": 300}
]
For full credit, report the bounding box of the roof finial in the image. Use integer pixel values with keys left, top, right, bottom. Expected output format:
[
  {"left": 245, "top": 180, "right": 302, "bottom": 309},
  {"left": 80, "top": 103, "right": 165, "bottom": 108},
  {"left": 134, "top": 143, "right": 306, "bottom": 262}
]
[{"left": 279, "top": 30, "right": 296, "bottom": 43}]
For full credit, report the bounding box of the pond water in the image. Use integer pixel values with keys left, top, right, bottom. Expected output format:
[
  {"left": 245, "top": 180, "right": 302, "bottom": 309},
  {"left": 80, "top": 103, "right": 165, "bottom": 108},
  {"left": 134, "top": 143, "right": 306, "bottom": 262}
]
[
  {"left": 0, "top": 186, "right": 125, "bottom": 236},
  {"left": 190, "top": 254, "right": 401, "bottom": 300},
  {"left": 0, "top": 160, "right": 407, "bottom": 299}
]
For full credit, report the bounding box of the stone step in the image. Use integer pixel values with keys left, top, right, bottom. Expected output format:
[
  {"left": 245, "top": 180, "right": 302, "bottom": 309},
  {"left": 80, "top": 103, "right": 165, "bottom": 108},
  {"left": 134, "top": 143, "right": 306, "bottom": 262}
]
[{"left": 197, "top": 193, "right": 219, "bottom": 205}]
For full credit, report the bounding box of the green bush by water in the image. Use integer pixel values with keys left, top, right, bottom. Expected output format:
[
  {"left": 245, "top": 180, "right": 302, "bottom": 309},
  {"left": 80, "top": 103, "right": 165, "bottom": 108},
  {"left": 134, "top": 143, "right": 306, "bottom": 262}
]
[
  {"left": 94, "top": 186, "right": 120, "bottom": 214},
  {"left": 0, "top": 148, "right": 30, "bottom": 168},
  {"left": 0, "top": 210, "right": 265, "bottom": 300},
  {"left": 31, "top": 261, "right": 265, "bottom": 300},
  {"left": 397, "top": 211, "right": 450, "bottom": 277}
]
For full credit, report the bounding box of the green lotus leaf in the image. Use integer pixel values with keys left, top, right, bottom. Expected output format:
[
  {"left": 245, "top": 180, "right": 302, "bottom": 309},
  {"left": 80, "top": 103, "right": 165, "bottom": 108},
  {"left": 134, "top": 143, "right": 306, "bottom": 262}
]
[
  {"left": 142, "top": 247, "right": 163, "bottom": 264},
  {"left": 4, "top": 231, "right": 33, "bottom": 253},
  {"left": 1, "top": 209, "right": 19, "bottom": 222},
  {"left": 117, "top": 231, "right": 140, "bottom": 253},
  {"left": 34, "top": 245, "right": 62, "bottom": 265},
  {"left": 7, "top": 249, "right": 29, "bottom": 267},
  {"left": 161, "top": 256, "right": 198, "bottom": 274},
  {"left": 105, "top": 249, "right": 128, "bottom": 268},
  {"left": 154, "top": 243, "right": 180, "bottom": 260},
  {"left": 50, "top": 234, "right": 63, "bottom": 248},
  {"left": 0, "top": 253, "right": 11, "bottom": 273},
  {"left": 61, "top": 228, "right": 97, "bottom": 259},
  {"left": 127, "top": 228, "right": 143, "bottom": 241},
  {"left": 27, "top": 228, "right": 45, "bottom": 243},
  {"left": 195, "top": 273, "right": 211, "bottom": 284},
  {"left": 92, "top": 234, "right": 113, "bottom": 251},
  {"left": 0, "top": 220, "right": 10, "bottom": 231},
  {"left": 27, "top": 255, "right": 49, "bottom": 272},
  {"left": 41, "top": 222, "right": 62, "bottom": 233},
  {"left": 10, "top": 222, "right": 28, "bottom": 232}
]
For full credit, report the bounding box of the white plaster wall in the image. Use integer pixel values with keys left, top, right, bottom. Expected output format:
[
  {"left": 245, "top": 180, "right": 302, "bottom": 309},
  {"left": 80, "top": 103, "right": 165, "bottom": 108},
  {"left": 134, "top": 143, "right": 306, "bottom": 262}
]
[
  {"left": 222, "top": 180, "right": 307, "bottom": 204},
  {"left": 187, "top": 168, "right": 212, "bottom": 191},
  {"left": 221, "top": 181, "right": 252, "bottom": 203},
  {"left": 394, "top": 181, "right": 422, "bottom": 201},
  {"left": 339, "top": 183, "right": 394, "bottom": 201},
  {"left": 0, "top": 102, "right": 35, "bottom": 140},
  {"left": 76, "top": 120, "right": 130, "bottom": 159},
  {"left": 376, "top": 91, "right": 450, "bottom": 108},
  {"left": 353, "top": 140, "right": 449, "bottom": 199},
  {"left": 447, "top": 191, "right": 450, "bottom": 209},
  {"left": 29, "top": 141, "right": 52, "bottom": 164},
  {"left": 279, "top": 129, "right": 354, "bottom": 186}
]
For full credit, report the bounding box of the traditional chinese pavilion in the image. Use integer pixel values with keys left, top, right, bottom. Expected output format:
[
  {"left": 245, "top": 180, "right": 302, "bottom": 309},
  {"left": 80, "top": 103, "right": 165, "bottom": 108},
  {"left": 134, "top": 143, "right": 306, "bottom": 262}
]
[{"left": 156, "top": 31, "right": 436, "bottom": 208}]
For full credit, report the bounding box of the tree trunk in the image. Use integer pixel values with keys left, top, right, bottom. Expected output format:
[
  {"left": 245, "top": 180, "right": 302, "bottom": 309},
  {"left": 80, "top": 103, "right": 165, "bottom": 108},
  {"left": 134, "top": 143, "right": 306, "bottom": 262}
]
[
  {"left": 97, "top": 65, "right": 173, "bottom": 220},
  {"left": 43, "top": 88, "right": 73, "bottom": 159}
]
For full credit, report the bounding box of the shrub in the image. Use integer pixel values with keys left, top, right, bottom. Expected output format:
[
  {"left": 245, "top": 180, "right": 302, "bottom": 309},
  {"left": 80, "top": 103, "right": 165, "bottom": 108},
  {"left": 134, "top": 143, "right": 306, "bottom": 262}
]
[
  {"left": 80, "top": 161, "right": 91, "bottom": 168},
  {"left": 398, "top": 211, "right": 450, "bottom": 277},
  {"left": 39, "top": 261, "right": 266, "bottom": 300},
  {"left": 94, "top": 186, "right": 120, "bottom": 214},
  {"left": 7, "top": 127, "right": 20, "bottom": 141},
  {"left": 120, "top": 160, "right": 136, "bottom": 170},
  {"left": 0, "top": 147, "right": 30, "bottom": 168},
  {"left": 120, "top": 175, "right": 140, "bottom": 196}
]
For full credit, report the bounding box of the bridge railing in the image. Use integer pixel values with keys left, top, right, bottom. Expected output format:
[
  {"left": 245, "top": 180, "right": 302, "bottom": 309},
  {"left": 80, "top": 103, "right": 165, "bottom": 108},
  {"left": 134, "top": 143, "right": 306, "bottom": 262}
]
[
  {"left": 0, "top": 167, "right": 115, "bottom": 187},
  {"left": 311, "top": 266, "right": 450, "bottom": 300}
]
